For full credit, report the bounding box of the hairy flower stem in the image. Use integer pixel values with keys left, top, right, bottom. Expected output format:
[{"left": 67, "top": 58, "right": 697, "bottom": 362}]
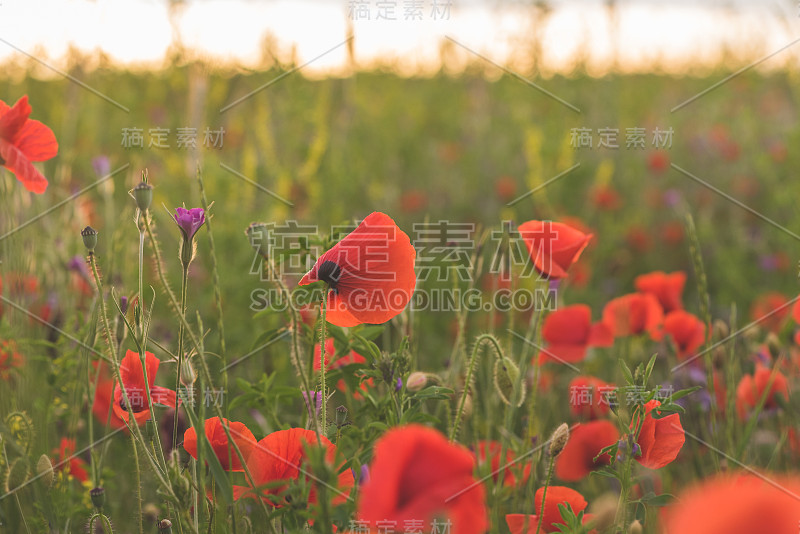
[
  {"left": 450, "top": 334, "right": 505, "bottom": 442},
  {"left": 319, "top": 289, "right": 330, "bottom": 435},
  {"left": 615, "top": 455, "right": 633, "bottom": 532},
  {"left": 173, "top": 265, "right": 190, "bottom": 451},
  {"left": 535, "top": 453, "right": 556, "bottom": 534},
  {"left": 88, "top": 252, "right": 179, "bottom": 511}
]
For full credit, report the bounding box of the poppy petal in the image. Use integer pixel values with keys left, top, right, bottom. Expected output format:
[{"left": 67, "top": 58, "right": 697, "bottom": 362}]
[
  {"left": 0, "top": 139, "right": 49, "bottom": 194},
  {"left": 13, "top": 118, "right": 58, "bottom": 161}
]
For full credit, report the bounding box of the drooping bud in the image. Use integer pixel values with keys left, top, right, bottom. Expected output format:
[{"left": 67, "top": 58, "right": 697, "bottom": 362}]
[
  {"left": 90, "top": 486, "right": 105, "bottom": 509},
  {"left": 5, "top": 457, "right": 30, "bottom": 494},
  {"left": 132, "top": 181, "right": 153, "bottom": 212},
  {"left": 36, "top": 454, "right": 54, "bottom": 489},
  {"left": 180, "top": 358, "right": 196, "bottom": 387},
  {"left": 549, "top": 423, "right": 570, "bottom": 457},
  {"left": 494, "top": 357, "right": 525, "bottom": 407},
  {"left": 81, "top": 226, "right": 98, "bottom": 252}
]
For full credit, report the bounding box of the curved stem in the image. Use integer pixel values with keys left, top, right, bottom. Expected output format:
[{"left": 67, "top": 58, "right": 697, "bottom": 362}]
[{"left": 450, "top": 333, "right": 505, "bottom": 442}]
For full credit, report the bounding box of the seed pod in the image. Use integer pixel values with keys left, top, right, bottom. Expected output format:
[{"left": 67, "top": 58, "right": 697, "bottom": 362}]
[
  {"left": 90, "top": 487, "right": 105, "bottom": 509},
  {"left": 81, "top": 226, "right": 98, "bottom": 252},
  {"left": 132, "top": 181, "right": 153, "bottom": 212}
]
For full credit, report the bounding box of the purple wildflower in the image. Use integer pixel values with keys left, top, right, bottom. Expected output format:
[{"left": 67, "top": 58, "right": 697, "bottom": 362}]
[
  {"left": 92, "top": 156, "right": 110, "bottom": 177},
  {"left": 174, "top": 207, "right": 205, "bottom": 241}
]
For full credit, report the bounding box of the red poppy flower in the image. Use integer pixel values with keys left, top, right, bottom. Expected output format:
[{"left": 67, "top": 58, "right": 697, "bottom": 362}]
[
  {"left": 183, "top": 417, "right": 257, "bottom": 472},
  {"left": 53, "top": 437, "right": 89, "bottom": 483},
  {"left": 0, "top": 340, "right": 23, "bottom": 379},
  {"left": 313, "top": 339, "right": 373, "bottom": 399},
  {"left": 518, "top": 220, "right": 592, "bottom": 280},
  {"left": 602, "top": 293, "right": 664, "bottom": 339},
  {"left": 495, "top": 175, "right": 517, "bottom": 202},
  {"left": 589, "top": 184, "right": 622, "bottom": 210},
  {"left": 662, "top": 310, "right": 706, "bottom": 360},
  {"left": 112, "top": 350, "right": 176, "bottom": 425},
  {"left": 750, "top": 292, "right": 790, "bottom": 333},
  {"left": 647, "top": 151, "right": 670, "bottom": 174},
  {"left": 92, "top": 362, "right": 126, "bottom": 429},
  {"left": 299, "top": 212, "right": 416, "bottom": 327},
  {"left": 0, "top": 95, "right": 58, "bottom": 194},
  {"left": 735, "top": 365, "right": 788, "bottom": 420},
  {"left": 474, "top": 440, "right": 531, "bottom": 487},
  {"left": 662, "top": 473, "right": 800, "bottom": 534},
  {"left": 634, "top": 271, "right": 686, "bottom": 313},
  {"left": 634, "top": 400, "right": 684, "bottom": 469},
  {"left": 555, "top": 421, "right": 619, "bottom": 481},
  {"left": 505, "top": 486, "right": 592, "bottom": 533},
  {"left": 568, "top": 375, "right": 615, "bottom": 420},
  {"left": 357, "top": 424, "right": 488, "bottom": 534},
  {"left": 625, "top": 226, "right": 652, "bottom": 252},
  {"left": 537, "top": 305, "right": 613, "bottom": 364},
  {"left": 236, "top": 428, "right": 354, "bottom": 507}
]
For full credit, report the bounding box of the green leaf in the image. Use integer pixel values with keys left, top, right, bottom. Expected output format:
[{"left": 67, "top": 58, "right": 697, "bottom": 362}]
[{"left": 619, "top": 359, "right": 634, "bottom": 384}]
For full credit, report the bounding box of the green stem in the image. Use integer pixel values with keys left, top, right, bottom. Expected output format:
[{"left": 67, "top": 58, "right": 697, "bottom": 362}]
[
  {"left": 319, "top": 288, "right": 330, "bottom": 435},
  {"left": 450, "top": 334, "right": 505, "bottom": 442},
  {"left": 131, "top": 434, "right": 144, "bottom": 534},
  {"left": 173, "top": 265, "right": 190, "bottom": 450},
  {"left": 535, "top": 454, "right": 555, "bottom": 534}
]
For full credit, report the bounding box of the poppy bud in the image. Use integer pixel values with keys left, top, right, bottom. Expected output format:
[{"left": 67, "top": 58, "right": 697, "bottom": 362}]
[
  {"left": 494, "top": 358, "right": 525, "bottom": 407},
  {"left": 90, "top": 487, "right": 105, "bottom": 509},
  {"left": 145, "top": 419, "right": 156, "bottom": 442},
  {"left": 712, "top": 319, "right": 729, "bottom": 339},
  {"left": 180, "top": 359, "right": 196, "bottom": 387},
  {"left": 628, "top": 519, "right": 643, "bottom": 534},
  {"left": 132, "top": 181, "right": 153, "bottom": 212},
  {"left": 245, "top": 222, "right": 270, "bottom": 257},
  {"left": 36, "top": 454, "right": 54, "bottom": 489},
  {"left": 549, "top": 422, "right": 570, "bottom": 457},
  {"left": 4, "top": 457, "right": 29, "bottom": 494},
  {"left": 81, "top": 226, "right": 98, "bottom": 252},
  {"left": 334, "top": 405, "right": 348, "bottom": 427},
  {"left": 158, "top": 519, "right": 173, "bottom": 533},
  {"left": 406, "top": 372, "right": 428, "bottom": 392}
]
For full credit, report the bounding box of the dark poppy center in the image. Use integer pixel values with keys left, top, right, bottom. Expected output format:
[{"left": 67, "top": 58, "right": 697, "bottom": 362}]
[
  {"left": 119, "top": 395, "right": 147, "bottom": 413},
  {"left": 318, "top": 260, "right": 342, "bottom": 290}
]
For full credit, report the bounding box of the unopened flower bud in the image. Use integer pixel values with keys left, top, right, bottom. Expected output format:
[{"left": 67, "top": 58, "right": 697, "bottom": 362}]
[
  {"left": 90, "top": 486, "right": 105, "bottom": 509},
  {"left": 158, "top": 519, "right": 173, "bottom": 533},
  {"left": 628, "top": 519, "right": 643, "bottom": 534},
  {"left": 394, "top": 377, "right": 403, "bottom": 392},
  {"left": 132, "top": 181, "right": 153, "bottom": 212},
  {"left": 180, "top": 359, "right": 196, "bottom": 388},
  {"left": 5, "top": 457, "right": 29, "bottom": 494},
  {"left": 494, "top": 357, "right": 525, "bottom": 407},
  {"left": 119, "top": 296, "right": 129, "bottom": 314},
  {"left": 406, "top": 372, "right": 428, "bottom": 392},
  {"left": 549, "top": 423, "right": 570, "bottom": 457},
  {"left": 81, "top": 226, "right": 98, "bottom": 252},
  {"left": 36, "top": 454, "right": 54, "bottom": 489},
  {"left": 246, "top": 222, "right": 270, "bottom": 257},
  {"left": 334, "top": 405, "right": 348, "bottom": 427}
]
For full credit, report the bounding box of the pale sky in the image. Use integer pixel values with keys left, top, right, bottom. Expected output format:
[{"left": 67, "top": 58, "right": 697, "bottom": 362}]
[{"left": 0, "top": 0, "right": 797, "bottom": 75}]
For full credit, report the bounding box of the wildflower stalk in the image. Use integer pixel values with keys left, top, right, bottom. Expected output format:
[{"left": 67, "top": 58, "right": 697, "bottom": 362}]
[
  {"left": 319, "top": 288, "right": 330, "bottom": 434},
  {"left": 87, "top": 253, "right": 145, "bottom": 534},
  {"left": 535, "top": 453, "right": 556, "bottom": 534},
  {"left": 88, "top": 251, "right": 180, "bottom": 516},
  {"left": 450, "top": 333, "right": 505, "bottom": 442},
  {"left": 196, "top": 167, "right": 228, "bottom": 414},
  {"left": 88, "top": 513, "right": 114, "bottom": 534},
  {"left": 172, "top": 264, "right": 189, "bottom": 451}
]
